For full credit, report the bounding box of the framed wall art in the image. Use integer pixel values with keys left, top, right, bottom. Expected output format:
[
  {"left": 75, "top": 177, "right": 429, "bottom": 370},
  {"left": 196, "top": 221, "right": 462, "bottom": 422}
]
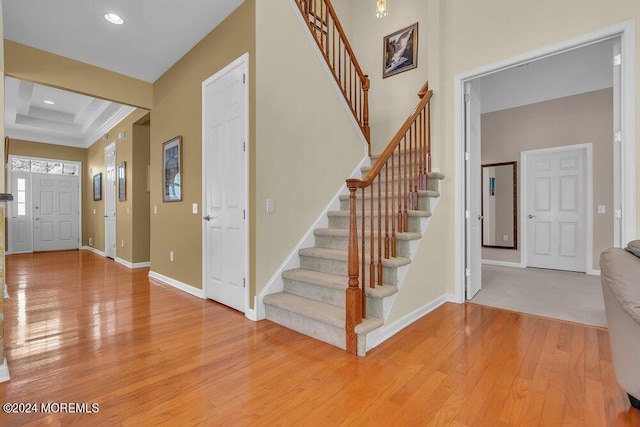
[
  {"left": 93, "top": 173, "right": 102, "bottom": 201},
  {"left": 383, "top": 22, "right": 418, "bottom": 78},
  {"left": 163, "top": 136, "right": 182, "bottom": 202},
  {"left": 118, "top": 162, "right": 126, "bottom": 202}
]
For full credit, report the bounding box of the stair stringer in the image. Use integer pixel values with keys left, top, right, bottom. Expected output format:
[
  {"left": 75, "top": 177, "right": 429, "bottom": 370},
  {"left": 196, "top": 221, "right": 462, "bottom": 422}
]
[{"left": 255, "top": 155, "right": 370, "bottom": 320}]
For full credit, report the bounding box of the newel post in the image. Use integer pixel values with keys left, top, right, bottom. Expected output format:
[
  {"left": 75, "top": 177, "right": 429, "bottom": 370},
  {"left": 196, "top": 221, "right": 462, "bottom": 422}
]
[
  {"left": 345, "top": 181, "right": 362, "bottom": 355},
  {"left": 362, "top": 75, "right": 371, "bottom": 155}
]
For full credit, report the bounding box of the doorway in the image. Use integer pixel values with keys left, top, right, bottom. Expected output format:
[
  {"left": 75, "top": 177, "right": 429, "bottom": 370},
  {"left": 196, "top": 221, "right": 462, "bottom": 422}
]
[
  {"left": 201, "top": 53, "right": 249, "bottom": 313},
  {"left": 8, "top": 156, "right": 81, "bottom": 254},
  {"left": 455, "top": 23, "right": 636, "bottom": 302},
  {"left": 105, "top": 142, "right": 116, "bottom": 259}
]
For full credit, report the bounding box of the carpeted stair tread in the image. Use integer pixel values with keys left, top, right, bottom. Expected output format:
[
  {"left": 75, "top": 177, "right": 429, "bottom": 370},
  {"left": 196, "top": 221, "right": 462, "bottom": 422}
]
[
  {"left": 299, "top": 247, "right": 411, "bottom": 267},
  {"left": 282, "top": 268, "right": 399, "bottom": 298},
  {"left": 314, "top": 228, "right": 422, "bottom": 241},
  {"left": 339, "top": 189, "right": 440, "bottom": 201}
]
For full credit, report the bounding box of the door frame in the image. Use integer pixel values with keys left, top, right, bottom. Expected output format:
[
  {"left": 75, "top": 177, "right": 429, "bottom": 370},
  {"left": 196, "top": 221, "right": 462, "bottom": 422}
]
[
  {"left": 520, "top": 143, "right": 593, "bottom": 273},
  {"left": 7, "top": 154, "right": 83, "bottom": 255},
  {"left": 201, "top": 52, "right": 251, "bottom": 317},
  {"left": 454, "top": 21, "right": 636, "bottom": 303}
]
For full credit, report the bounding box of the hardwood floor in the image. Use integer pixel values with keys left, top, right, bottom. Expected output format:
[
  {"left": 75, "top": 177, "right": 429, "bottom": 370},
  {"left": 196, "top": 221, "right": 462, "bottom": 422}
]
[{"left": 0, "top": 251, "right": 638, "bottom": 426}]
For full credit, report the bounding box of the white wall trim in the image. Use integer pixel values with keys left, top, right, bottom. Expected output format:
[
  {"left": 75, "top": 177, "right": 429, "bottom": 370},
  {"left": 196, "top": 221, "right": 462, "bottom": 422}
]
[
  {"left": 115, "top": 257, "right": 150, "bottom": 269},
  {"left": 149, "top": 271, "right": 206, "bottom": 299},
  {"left": 201, "top": 52, "right": 250, "bottom": 315},
  {"left": 255, "top": 155, "right": 371, "bottom": 320},
  {"left": 366, "top": 294, "right": 453, "bottom": 351},
  {"left": 289, "top": 0, "right": 370, "bottom": 153},
  {"left": 0, "top": 358, "right": 10, "bottom": 383},
  {"left": 454, "top": 21, "right": 636, "bottom": 302},
  {"left": 83, "top": 246, "right": 106, "bottom": 257},
  {"left": 520, "top": 143, "right": 593, "bottom": 272},
  {"left": 482, "top": 260, "right": 525, "bottom": 268}
]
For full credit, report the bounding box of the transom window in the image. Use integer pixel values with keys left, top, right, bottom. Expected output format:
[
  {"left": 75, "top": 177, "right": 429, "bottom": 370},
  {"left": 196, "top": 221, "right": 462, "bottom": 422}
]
[{"left": 11, "top": 158, "right": 78, "bottom": 176}]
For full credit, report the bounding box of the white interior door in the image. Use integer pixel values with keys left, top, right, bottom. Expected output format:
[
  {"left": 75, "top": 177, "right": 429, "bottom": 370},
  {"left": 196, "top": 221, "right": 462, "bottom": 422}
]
[
  {"left": 33, "top": 173, "right": 79, "bottom": 252},
  {"left": 10, "top": 171, "right": 33, "bottom": 253},
  {"left": 465, "top": 81, "right": 482, "bottom": 299},
  {"left": 202, "top": 55, "right": 248, "bottom": 312},
  {"left": 525, "top": 147, "right": 587, "bottom": 272},
  {"left": 105, "top": 143, "right": 117, "bottom": 259}
]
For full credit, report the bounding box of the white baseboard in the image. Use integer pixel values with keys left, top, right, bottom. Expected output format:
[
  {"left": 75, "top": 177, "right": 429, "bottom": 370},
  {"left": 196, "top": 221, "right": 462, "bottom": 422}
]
[
  {"left": 115, "top": 257, "right": 151, "bottom": 269},
  {"left": 83, "top": 246, "right": 106, "bottom": 257},
  {"left": 367, "top": 294, "right": 452, "bottom": 351},
  {"left": 587, "top": 269, "right": 601, "bottom": 276},
  {"left": 0, "top": 358, "right": 10, "bottom": 383},
  {"left": 245, "top": 306, "right": 258, "bottom": 321},
  {"left": 482, "top": 259, "right": 525, "bottom": 268},
  {"left": 148, "top": 271, "right": 205, "bottom": 299},
  {"left": 255, "top": 154, "right": 370, "bottom": 320}
]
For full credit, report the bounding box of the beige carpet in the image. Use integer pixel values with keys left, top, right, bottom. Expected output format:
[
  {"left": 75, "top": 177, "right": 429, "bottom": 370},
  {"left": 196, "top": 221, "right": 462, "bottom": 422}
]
[{"left": 470, "top": 264, "right": 607, "bottom": 327}]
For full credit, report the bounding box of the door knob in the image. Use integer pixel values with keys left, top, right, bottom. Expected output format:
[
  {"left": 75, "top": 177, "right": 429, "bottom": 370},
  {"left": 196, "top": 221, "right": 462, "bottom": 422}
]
[
  {"left": 528, "top": 214, "right": 536, "bottom": 219},
  {"left": 203, "top": 215, "right": 212, "bottom": 221}
]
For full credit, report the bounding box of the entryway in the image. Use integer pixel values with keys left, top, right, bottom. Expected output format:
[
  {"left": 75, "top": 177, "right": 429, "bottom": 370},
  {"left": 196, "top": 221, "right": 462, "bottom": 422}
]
[
  {"left": 201, "top": 53, "right": 249, "bottom": 313},
  {"left": 8, "top": 156, "right": 81, "bottom": 254}
]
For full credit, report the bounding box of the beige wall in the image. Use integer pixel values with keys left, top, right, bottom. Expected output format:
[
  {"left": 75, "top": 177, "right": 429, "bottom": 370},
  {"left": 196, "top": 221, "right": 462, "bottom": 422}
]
[
  {"left": 481, "top": 89, "right": 613, "bottom": 270},
  {"left": 4, "top": 41, "right": 152, "bottom": 109},
  {"left": 132, "top": 118, "right": 151, "bottom": 264},
  {"left": 254, "top": 0, "right": 365, "bottom": 298},
  {"left": 150, "top": 1, "right": 255, "bottom": 289}
]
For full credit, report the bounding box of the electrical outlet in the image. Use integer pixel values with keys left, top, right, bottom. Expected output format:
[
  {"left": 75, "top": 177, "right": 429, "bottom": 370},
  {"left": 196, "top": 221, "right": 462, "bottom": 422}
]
[
  {"left": 266, "top": 198, "right": 275, "bottom": 213},
  {"left": 503, "top": 235, "right": 509, "bottom": 241},
  {"left": 127, "top": 207, "right": 130, "bottom": 215},
  {"left": 93, "top": 209, "right": 96, "bottom": 215},
  {"left": 598, "top": 205, "right": 606, "bottom": 214},
  {"left": 121, "top": 240, "right": 125, "bottom": 248},
  {"left": 170, "top": 251, "right": 174, "bottom": 262},
  {"left": 89, "top": 237, "right": 93, "bottom": 246},
  {"left": 154, "top": 205, "right": 158, "bottom": 214}
]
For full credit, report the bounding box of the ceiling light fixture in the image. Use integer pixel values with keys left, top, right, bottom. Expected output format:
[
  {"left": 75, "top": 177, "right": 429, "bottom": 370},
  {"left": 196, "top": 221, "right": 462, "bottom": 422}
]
[
  {"left": 376, "top": 0, "right": 387, "bottom": 18},
  {"left": 104, "top": 13, "right": 124, "bottom": 25},
  {"left": 43, "top": 100, "right": 55, "bottom": 105}
]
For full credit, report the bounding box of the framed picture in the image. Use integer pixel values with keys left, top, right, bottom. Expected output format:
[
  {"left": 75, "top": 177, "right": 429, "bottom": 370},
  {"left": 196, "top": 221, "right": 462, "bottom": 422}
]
[
  {"left": 118, "top": 162, "right": 126, "bottom": 202},
  {"left": 93, "top": 173, "right": 102, "bottom": 201},
  {"left": 163, "top": 136, "right": 182, "bottom": 202},
  {"left": 383, "top": 22, "right": 418, "bottom": 78}
]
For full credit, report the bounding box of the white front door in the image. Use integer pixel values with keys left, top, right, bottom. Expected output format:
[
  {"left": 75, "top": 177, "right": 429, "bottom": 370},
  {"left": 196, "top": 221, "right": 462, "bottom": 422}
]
[
  {"left": 33, "top": 173, "right": 79, "bottom": 252},
  {"left": 465, "top": 81, "right": 482, "bottom": 299},
  {"left": 105, "top": 143, "right": 117, "bottom": 259},
  {"left": 525, "top": 146, "right": 587, "bottom": 272},
  {"left": 10, "top": 172, "right": 33, "bottom": 253},
  {"left": 202, "top": 55, "right": 248, "bottom": 312}
]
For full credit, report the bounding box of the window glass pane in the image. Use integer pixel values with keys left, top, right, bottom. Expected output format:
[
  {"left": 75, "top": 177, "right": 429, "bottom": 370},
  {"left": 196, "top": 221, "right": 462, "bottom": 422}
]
[
  {"left": 63, "top": 164, "right": 78, "bottom": 175},
  {"left": 17, "top": 192, "right": 25, "bottom": 203},
  {"left": 12, "top": 159, "right": 30, "bottom": 172},
  {"left": 18, "top": 204, "right": 26, "bottom": 216},
  {"left": 48, "top": 162, "right": 63, "bottom": 174},
  {"left": 31, "top": 161, "right": 47, "bottom": 173},
  {"left": 17, "top": 178, "right": 25, "bottom": 191}
]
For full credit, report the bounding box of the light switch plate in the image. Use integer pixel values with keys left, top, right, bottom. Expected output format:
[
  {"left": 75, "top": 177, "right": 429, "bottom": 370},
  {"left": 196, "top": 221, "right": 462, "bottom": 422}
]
[
  {"left": 267, "top": 198, "right": 275, "bottom": 213},
  {"left": 192, "top": 203, "right": 198, "bottom": 214},
  {"left": 598, "top": 205, "right": 606, "bottom": 214}
]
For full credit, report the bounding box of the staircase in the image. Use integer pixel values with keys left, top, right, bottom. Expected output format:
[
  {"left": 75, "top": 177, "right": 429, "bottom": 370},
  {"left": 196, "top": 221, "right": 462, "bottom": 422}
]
[{"left": 263, "top": 161, "right": 444, "bottom": 356}]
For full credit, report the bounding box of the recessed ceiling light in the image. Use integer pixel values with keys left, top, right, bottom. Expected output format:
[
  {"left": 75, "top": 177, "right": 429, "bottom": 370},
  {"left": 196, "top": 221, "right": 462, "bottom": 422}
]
[
  {"left": 43, "top": 100, "right": 55, "bottom": 105},
  {"left": 104, "top": 13, "right": 124, "bottom": 25}
]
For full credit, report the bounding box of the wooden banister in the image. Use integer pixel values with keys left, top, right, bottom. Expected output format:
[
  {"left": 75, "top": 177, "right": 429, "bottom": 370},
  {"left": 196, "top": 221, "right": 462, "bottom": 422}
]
[
  {"left": 345, "top": 81, "right": 433, "bottom": 354},
  {"left": 294, "top": 0, "right": 371, "bottom": 152}
]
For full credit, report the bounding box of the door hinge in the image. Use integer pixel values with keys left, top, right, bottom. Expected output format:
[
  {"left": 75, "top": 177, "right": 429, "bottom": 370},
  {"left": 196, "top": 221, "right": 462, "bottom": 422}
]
[
  {"left": 243, "top": 73, "right": 246, "bottom": 84},
  {"left": 465, "top": 210, "right": 470, "bottom": 219},
  {"left": 614, "top": 54, "right": 622, "bottom": 66},
  {"left": 615, "top": 209, "right": 622, "bottom": 220},
  {"left": 243, "top": 209, "right": 246, "bottom": 220},
  {"left": 243, "top": 277, "right": 246, "bottom": 288},
  {"left": 465, "top": 152, "right": 470, "bottom": 161},
  {"left": 614, "top": 131, "right": 622, "bottom": 143},
  {"left": 465, "top": 268, "right": 471, "bottom": 277},
  {"left": 464, "top": 94, "right": 470, "bottom": 103},
  {"left": 243, "top": 141, "right": 246, "bottom": 152}
]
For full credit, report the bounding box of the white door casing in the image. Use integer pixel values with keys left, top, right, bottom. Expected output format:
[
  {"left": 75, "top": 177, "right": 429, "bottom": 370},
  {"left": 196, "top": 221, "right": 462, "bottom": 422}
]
[
  {"left": 202, "top": 54, "right": 249, "bottom": 313},
  {"left": 523, "top": 145, "right": 589, "bottom": 272},
  {"left": 10, "top": 171, "right": 33, "bottom": 253},
  {"left": 465, "top": 81, "right": 482, "bottom": 299},
  {"left": 105, "top": 143, "right": 117, "bottom": 259},
  {"left": 33, "top": 173, "right": 80, "bottom": 252}
]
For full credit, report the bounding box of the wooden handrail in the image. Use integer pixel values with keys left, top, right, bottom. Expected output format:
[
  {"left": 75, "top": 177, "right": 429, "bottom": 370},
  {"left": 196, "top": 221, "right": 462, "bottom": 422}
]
[
  {"left": 294, "top": 0, "right": 371, "bottom": 152},
  {"left": 345, "top": 81, "right": 433, "bottom": 354}
]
